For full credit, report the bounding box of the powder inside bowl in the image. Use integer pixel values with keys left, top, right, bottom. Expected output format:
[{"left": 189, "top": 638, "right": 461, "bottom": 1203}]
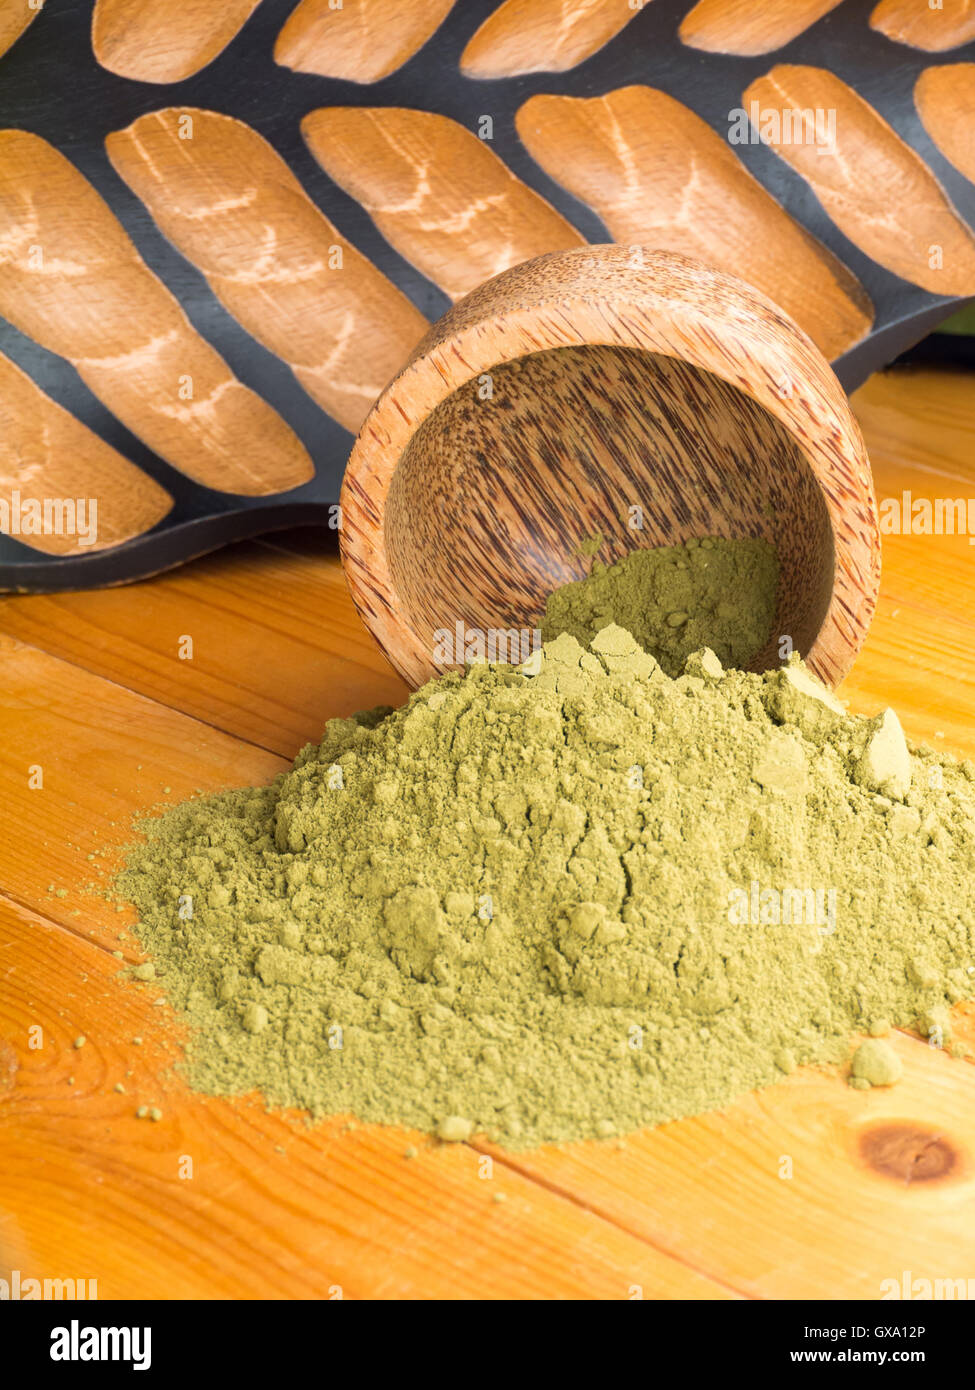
[
  {"left": 115, "top": 626, "right": 975, "bottom": 1149},
  {"left": 541, "top": 534, "right": 778, "bottom": 676}
]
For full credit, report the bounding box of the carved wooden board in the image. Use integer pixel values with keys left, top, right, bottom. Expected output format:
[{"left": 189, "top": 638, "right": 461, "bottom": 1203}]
[{"left": 0, "top": 0, "right": 973, "bottom": 591}]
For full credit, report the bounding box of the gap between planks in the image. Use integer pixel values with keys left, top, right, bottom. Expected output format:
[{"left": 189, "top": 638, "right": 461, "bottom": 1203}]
[
  {"left": 0, "top": 895, "right": 728, "bottom": 1295},
  {"left": 0, "top": 632, "right": 735, "bottom": 1295}
]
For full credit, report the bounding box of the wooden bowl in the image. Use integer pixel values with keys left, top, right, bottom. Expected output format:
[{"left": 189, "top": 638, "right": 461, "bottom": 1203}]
[{"left": 341, "top": 245, "right": 880, "bottom": 691}]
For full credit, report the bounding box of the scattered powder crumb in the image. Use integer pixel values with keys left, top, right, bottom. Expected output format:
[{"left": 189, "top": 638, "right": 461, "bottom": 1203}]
[
  {"left": 437, "top": 1116, "right": 474, "bottom": 1143},
  {"left": 850, "top": 1039, "right": 903, "bottom": 1088}
]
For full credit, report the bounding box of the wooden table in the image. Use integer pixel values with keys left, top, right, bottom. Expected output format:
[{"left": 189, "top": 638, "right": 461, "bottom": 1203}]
[{"left": 2, "top": 366, "right": 974, "bottom": 1300}]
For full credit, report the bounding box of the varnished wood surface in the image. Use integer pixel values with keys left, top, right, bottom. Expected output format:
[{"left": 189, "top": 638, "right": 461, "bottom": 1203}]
[
  {"left": 915, "top": 63, "right": 975, "bottom": 187},
  {"left": 679, "top": 0, "right": 843, "bottom": 55},
  {"left": 1, "top": 366, "right": 974, "bottom": 1299},
  {"left": 91, "top": 0, "right": 262, "bottom": 83},
  {"left": 275, "top": 0, "right": 456, "bottom": 83}
]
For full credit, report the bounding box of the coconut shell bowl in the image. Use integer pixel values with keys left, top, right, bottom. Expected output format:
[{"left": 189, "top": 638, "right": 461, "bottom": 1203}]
[{"left": 340, "top": 245, "right": 881, "bottom": 692}]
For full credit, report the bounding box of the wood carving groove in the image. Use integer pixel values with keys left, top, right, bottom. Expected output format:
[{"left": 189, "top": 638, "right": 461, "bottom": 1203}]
[
  {"left": 301, "top": 106, "right": 585, "bottom": 301},
  {"left": 870, "top": 0, "right": 975, "bottom": 52},
  {"left": 106, "top": 109, "right": 428, "bottom": 434},
  {"left": 91, "top": 0, "right": 262, "bottom": 84},
  {"left": 460, "top": 0, "right": 641, "bottom": 79},
  {"left": 0, "top": 0, "right": 972, "bottom": 588},
  {"left": 274, "top": 0, "right": 455, "bottom": 83},
  {"left": 0, "top": 350, "right": 172, "bottom": 555},
  {"left": 680, "top": 0, "right": 843, "bottom": 56},
  {"left": 0, "top": 131, "right": 313, "bottom": 497},
  {"left": 0, "top": 0, "right": 43, "bottom": 62},
  {"left": 915, "top": 64, "right": 975, "bottom": 186},
  {"left": 341, "top": 245, "right": 880, "bottom": 694},
  {"left": 743, "top": 66, "right": 975, "bottom": 296},
  {"left": 516, "top": 86, "right": 872, "bottom": 361}
]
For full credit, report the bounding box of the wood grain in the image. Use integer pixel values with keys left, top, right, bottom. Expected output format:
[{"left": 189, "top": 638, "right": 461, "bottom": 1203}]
[
  {"left": 0, "top": 536, "right": 408, "bottom": 755},
  {"left": 341, "top": 245, "right": 879, "bottom": 692},
  {"left": 91, "top": 0, "right": 262, "bottom": 83},
  {"left": 680, "top": 0, "right": 843, "bottom": 55},
  {"left": 383, "top": 345, "right": 838, "bottom": 670},
  {"left": 915, "top": 64, "right": 975, "bottom": 187},
  {"left": 516, "top": 85, "right": 873, "bottom": 361},
  {"left": 0, "top": 131, "right": 313, "bottom": 497},
  {"left": 274, "top": 0, "right": 455, "bottom": 83},
  {"left": 870, "top": 0, "right": 975, "bottom": 52},
  {"left": 0, "top": 350, "right": 172, "bottom": 555},
  {"left": 743, "top": 66, "right": 975, "bottom": 297},
  {"left": 0, "top": 632, "right": 285, "bottom": 950},
  {"left": 0, "top": 897, "right": 725, "bottom": 1300},
  {"left": 484, "top": 1029, "right": 975, "bottom": 1299},
  {"left": 0, "top": 0, "right": 42, "bottom": 61},
  {"left": 0, "top": 365, "right": 973, "bottom": 1298},
  {"left": 460, "top": 0, "right": 640, "bottom": 79},
  {"left": 845, "top": 367, "right": 975, "bottom": 752},
  {"left": 107, "top": 109, "right": 428, "bottom": 434},
  {"left": 301, "top": 106, "right": 585, "bottom": 301}
]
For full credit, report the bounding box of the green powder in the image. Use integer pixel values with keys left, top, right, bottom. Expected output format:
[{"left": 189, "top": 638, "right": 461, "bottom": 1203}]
[
  {"left": 541, "top": 535, "right": 779, "bottom": 676},
  {"left": 116, "top": 627, "right": 975, "bottom": 1149},
  {"left": 850, "top": 1039, "right": 903, "bottom": 1089}
]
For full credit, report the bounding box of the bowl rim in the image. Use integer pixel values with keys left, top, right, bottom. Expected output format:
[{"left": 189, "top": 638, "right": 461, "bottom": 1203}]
[{"left": 340, "top": 245, "right": 880, "bottom": 690}]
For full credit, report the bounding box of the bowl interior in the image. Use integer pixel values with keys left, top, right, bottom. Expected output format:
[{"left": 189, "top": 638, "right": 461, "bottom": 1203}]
[{"left": 384, "top": 344, "right": 834, "bottom": 673}]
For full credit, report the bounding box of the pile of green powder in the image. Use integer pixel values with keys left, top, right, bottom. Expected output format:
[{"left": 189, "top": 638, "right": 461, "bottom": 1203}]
[
  {"left": 542, "top": 535, "right": 778, "bottom": 675},
  {"left": 117, "top": 626, "right": 975, "bottom": 1149}
]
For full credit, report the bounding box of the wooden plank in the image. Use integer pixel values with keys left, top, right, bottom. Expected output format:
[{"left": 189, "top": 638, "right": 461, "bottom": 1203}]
[
  {"left": 0, "top": 539, "right": 409, "bottom": 758},
  {"left": 843, "top": 369, "right": 975, "bottom": 751},
  {"left": 0, "top": 631, "right": 284, "bottom": 951},
  {"left": 1, "top": 363, "right": 974, "bottom": 1298},
  {"left": 852, "top": 368, "right": 975, "bottom": 486},
  {"left": 0, "top": 896, "right": 729, "bottom": 1300},
  {"left": 0, "top": 367, "right": 968, "bottom": 757},
  {"left": 476, "top": 1028, "right": 975, "bottom": 1299}
]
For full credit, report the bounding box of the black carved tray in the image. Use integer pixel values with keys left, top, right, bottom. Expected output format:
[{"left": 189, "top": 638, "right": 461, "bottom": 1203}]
[{"left": 0, "top": 0, "right": 972, "bottom": 591}]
